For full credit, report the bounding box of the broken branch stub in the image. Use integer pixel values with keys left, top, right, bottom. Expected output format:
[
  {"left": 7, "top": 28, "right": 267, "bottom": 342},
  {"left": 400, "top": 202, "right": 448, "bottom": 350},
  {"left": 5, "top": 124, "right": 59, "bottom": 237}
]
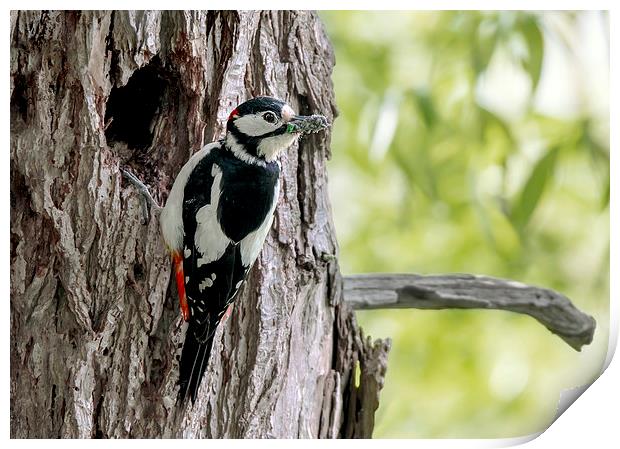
[{"left": 343, "top": 273, "right": 596, "bottom": 351}]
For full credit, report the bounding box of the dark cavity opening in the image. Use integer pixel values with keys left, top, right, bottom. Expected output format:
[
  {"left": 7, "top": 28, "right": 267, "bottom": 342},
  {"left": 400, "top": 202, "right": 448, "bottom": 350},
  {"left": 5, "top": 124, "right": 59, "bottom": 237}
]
[
  {"left": 104, "top": 57, "right": 168, "bottom": 150},
  {"left": 10, "top": 73, "right": 29, "bottom": 125}
]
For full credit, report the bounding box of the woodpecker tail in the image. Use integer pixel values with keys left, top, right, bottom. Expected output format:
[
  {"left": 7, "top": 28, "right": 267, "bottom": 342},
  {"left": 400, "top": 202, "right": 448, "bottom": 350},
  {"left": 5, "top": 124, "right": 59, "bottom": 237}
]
[{"left": 177, "top": 321, "right": 216, "bottom": 405}]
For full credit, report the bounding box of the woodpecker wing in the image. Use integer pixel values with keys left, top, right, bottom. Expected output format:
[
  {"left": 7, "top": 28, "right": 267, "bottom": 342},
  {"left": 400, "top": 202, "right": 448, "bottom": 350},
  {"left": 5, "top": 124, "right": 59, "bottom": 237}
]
[
  {"left": 182, "top": 154, "right": 231, "bottom": 332},
  {"left": 182, "top": 147, "right": 281, "bottom": 326}
]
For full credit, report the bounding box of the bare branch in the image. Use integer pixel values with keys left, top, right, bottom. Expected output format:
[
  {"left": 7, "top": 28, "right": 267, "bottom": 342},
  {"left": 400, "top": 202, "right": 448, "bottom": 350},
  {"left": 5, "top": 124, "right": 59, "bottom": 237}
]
[
  {"left": 121, "top": 169, "right": 162, "bottom": 223},
  {"left": 343, "top": 273, "right": 596, "bottom": 351}
]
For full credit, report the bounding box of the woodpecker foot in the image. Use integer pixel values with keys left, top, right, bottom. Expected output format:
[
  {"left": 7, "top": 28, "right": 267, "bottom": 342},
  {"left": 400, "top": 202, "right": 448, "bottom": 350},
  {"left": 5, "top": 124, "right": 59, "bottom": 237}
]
[{"left": 121, "top": 168, "right": 162, "bottom": 224}]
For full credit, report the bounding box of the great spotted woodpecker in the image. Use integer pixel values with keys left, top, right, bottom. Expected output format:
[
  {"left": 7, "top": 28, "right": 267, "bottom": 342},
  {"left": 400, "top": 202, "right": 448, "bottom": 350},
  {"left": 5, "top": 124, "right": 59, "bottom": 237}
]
[{"left": 150, "top": 97, "right": 329, "bottom": 404}]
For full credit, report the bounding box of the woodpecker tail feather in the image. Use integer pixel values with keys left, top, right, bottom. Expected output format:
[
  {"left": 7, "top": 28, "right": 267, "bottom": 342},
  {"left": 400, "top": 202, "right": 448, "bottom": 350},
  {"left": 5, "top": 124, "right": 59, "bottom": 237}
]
[{"left": 177, "top": 321, "right": 216, "bottom": 405}]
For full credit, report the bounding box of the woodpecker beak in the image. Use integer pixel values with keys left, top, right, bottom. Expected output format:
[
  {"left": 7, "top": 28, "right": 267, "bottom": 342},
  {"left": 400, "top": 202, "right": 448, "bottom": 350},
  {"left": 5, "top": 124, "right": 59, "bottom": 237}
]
[
  {"left": 288, "top": 115, "right": 311, "bottom": 129},
  {"left": 286, "top": 114, "right": 330, "bottom": 135},
  {"left": 290, "top": 115, "right": 313, "bottom": 123}
]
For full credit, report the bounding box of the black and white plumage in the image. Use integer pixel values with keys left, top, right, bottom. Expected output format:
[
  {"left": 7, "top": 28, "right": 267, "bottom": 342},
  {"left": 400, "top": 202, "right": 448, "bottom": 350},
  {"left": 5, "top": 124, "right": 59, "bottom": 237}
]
[{"left": 159, "top": 96, "right": 328, "bottom": 404}]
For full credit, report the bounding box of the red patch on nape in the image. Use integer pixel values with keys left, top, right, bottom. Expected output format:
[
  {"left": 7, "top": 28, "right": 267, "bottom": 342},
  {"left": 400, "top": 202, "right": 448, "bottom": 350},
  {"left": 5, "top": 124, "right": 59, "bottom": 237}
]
[{"left": 228, "top": 108, "right": 239, "bottom": 121}]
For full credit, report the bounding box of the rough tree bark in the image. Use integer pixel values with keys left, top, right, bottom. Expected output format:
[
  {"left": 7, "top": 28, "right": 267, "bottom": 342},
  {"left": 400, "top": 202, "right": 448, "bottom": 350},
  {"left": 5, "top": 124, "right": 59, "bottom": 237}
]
[{"left": 10, "top": 11, "right": 388, "bottom": 438}]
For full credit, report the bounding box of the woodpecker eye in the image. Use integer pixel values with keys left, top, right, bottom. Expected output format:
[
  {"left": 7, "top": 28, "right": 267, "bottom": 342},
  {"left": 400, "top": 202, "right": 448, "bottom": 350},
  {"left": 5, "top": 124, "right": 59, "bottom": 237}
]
[{"left": 263, "top": 111, "right": 277, "bottom": 124}]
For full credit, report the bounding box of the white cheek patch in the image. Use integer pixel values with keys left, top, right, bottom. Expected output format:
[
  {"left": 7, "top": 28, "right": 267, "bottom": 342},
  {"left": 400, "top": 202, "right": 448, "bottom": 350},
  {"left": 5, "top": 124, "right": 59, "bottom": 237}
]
[
  {"left": 234, "top": 113, "right": 276, "bottom": 137},
  {"left": 257, "top": 133, "right": 299, "bottom": 162}
]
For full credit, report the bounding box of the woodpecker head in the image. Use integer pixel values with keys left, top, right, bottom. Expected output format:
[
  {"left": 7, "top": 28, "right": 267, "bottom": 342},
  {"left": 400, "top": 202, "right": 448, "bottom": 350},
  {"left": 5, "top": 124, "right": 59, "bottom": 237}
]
[{"left": 225, "top": 96, "right": 325, "bottom": 164}]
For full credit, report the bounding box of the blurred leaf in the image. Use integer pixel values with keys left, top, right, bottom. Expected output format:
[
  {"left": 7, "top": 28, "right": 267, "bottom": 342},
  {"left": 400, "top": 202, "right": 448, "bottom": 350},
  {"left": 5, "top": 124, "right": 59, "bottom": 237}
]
[
  {"left": 488, "top": 204, "right": 522, "bottom": 257},
  {"left": 578, "top": 121, "right": 609, "bottom": 209},
  {"left": 518, "top": 17, "right": 544, "bottom": 92},
  {"left": 321, "top": 10, "right": 609, "bottom": 439},
  {"left": 510, "top": 147, "right": 558, "bottom": 230},
  {"left": 473, "top": 19, "right": 498, "bottom": 74},
  {"left": 468, "top": 171, "right": 497, "bottom": 248},
  {"left": 601, "top": 175, "right": 610, "bottom": 209},
  {"left": 392, "top": 142, "right": 438, "bottom": 199},
  {"left": 580, "top": 121, "right": 610, "bottom": 162},
  {"left": 410, "top": 89, "right": 437, "bottom": 129},
  {"left": 479, "top": 106, "right": 515, "bottom": 148}
]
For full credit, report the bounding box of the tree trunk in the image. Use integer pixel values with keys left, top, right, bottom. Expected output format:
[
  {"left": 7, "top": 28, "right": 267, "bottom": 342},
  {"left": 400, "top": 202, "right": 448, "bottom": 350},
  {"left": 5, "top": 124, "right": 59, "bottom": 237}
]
[{"left": 10, "top": 10, "right": 389, "bottom": 438}]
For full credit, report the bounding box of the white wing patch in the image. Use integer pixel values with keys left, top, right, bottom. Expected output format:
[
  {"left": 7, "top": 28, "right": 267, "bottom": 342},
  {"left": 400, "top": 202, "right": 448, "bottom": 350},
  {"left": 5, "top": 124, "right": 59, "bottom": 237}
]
[
  {"left": 198, "top": 277, "right": 214, "bottom": 292},
  {"left": 160, "top": 142, "right": 219, "bottom": 251},
  {"left": 239, "top": 178, "right": 280, "bottom": 266},
  {"left": 195, "top": 164, "right": 230, "bottom": 266}
]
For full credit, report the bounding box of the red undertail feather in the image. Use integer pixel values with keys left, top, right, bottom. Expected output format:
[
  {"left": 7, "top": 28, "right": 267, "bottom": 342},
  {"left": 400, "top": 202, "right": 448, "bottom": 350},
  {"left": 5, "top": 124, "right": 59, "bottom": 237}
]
[{"left": 172, "top": 251, "right": 190, "bottom": 322}]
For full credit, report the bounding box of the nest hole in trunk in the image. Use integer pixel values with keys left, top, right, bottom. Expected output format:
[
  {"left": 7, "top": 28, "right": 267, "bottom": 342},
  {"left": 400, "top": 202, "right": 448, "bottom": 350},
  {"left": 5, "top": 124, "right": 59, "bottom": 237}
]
[
  {"left": 104, "top": 57, "right": 169, "bottom": 151},
  {"left": 105, "top": 55, "right": 188, "bottom": 187}
]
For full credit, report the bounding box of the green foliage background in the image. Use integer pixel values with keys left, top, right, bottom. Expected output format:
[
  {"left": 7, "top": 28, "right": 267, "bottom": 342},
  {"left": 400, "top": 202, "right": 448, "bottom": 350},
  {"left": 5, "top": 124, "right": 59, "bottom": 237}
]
[{"left": 320, "top": 11, "right": 609, "bottom": 438}]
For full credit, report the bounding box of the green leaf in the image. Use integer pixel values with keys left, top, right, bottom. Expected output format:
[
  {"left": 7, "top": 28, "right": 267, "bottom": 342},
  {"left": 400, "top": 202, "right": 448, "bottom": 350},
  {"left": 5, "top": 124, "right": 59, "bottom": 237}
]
[
  {"left": 473, "top": 19, "right": 498, "bottom": 74},
  {"left": 519, "top": 16, "right": 544, "bottom": 92},
  {"left": 510, "top": 147, "right": 558, "bottom": 230},
  {"left": 410, "top": 89, "right": 437, "bottom": 129},
  {"left": 392, "top": 142, "right": 438, "bottom": 199},
  {"left": 601, "top": 174, "right": 610, "bottom": 210},
  {"left": 479, "top": 106, "right": 515, "bottom": 146}
]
